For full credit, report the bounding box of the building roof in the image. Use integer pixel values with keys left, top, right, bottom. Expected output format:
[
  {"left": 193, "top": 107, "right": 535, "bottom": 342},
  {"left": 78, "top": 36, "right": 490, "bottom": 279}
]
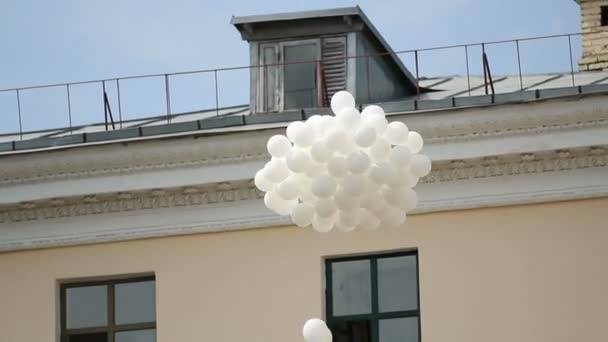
[{"left": 1, "top": 70, "right": 608, "bottom": 154}]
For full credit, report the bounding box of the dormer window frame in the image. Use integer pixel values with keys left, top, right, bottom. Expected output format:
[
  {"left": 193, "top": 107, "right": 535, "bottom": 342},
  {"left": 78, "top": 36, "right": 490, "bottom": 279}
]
[{"left": 257, "top": 38, "right": 323, "bottom": 113}]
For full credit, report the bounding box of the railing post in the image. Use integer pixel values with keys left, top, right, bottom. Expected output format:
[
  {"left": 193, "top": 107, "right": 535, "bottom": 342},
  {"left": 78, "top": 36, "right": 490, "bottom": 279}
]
[
  {"left": 66, "top": 84, "right": 72, "bottom": 134},
  {"left": 415, "top": 50, "right": 420, "bottom": 99},
  {"left": 116, "top": 79, "right": 123, "bottom": 129},
  {"left": 482, "top": 43, "right": 488, "bottom": 95},
  {"left": 568, "top": 34, "right": 576, "bottom": 87},
  {"left": 164, "top": 74, "right": 171, "bottom": 123},
  {"left": 465, "top": 45, "right": 471, "bottom": 96},
  {"left": 16, "top": 89, "right": 23, "bottom": 141},
  {"left": 214, "top": 70, "right": 219, "bottom": 117},
  {"left": 516, "top": 40, "right": 523, "bottom": 91},
  {"left": 103, "top": 80, "right": 108, "bottom": 131}
]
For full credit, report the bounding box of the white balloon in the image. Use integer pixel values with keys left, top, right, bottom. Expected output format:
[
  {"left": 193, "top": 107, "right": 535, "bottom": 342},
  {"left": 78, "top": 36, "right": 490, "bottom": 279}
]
[
  {"left": 354, "top": 125, "right": 377, "bottom": 148},
  {"left": 357, "top": 208, "right": 381, "bottom": 230},
  {"left": 254, "top": 169, "right": 275, "bottom": 192},
  {"left": 264, "top": 191, "right": 296, "bottom": 216},
  {"left": 378, "top": 207, "right": 406, "bottom": 227},
  {"left": 392, "top": 170, "right": 419, "bottom": 188},
  {"left": 317, "top": 115, "right": 336, "bottom": 136},
  {"left": 300, "top": 188, "right": 317, "bottom": 203},
  {"left": 310, "top": 141, "right": 332, "bottom": 163},
  {"left": 407, "top": 131, "right": 424, "bottom": 153},
  {"left": 303, "top": 319, "right": 332, "bottom": 342},
  {"left": 264, "top": 158, "right": 290, "bottom": 183},
  {"left": 338, "top": 134, "right": 357, "bottom": 155},
  {"left": 369, "top": 138, "right": 391, "bottom": 161},
  {"left": 324, "top": 128, "right": 347, "bottom": 152},
  {"left": 384, "top": 121, "right": 409, "bottom": 146},
  {"left": 410, "top": 154, "right": 432, "bottom": 177},
  {"left": 294, "top": 123, "right": 315, "bottom": 147},
  {"left": 315, "top": 198, "right": 337, "bottom": 218},
  {"left": 402, "top": 187, "right": 418, "bottom": 211},
  {"left": 331, "top": 90, "right": 356, "bottom": 114},
  {"left": 361, "top": 104, "right": 385, "bottom": 118},
  {"left": 266, "top": 134, "right": 292, "bottom": 158},
  {"left": 336, "top": 209, "right": 360, "bottom": 232},
  {"left": 277, "top": 176, "right": 301, "bottom": 200},
  {"left": 311, "top": 175, "right": 337, "bottom": 198},
  {"left": 343, "top": 174, "right": 367, "bottom": 196},
  {"left": 347, "top": 150, "right": 371, "bottom": 174},
  {"left": 307, "top": 115, "right": 323, "bottom": 134},
  {"left": 382, "top": 185, "right": 416, "bottom": 210},
  {"left": 360, "top": 191, "right": 383, "bottom": 212},
  {"left": 291, "top": 203, "right": 315, "bottom": 227},
  {"left": 369, "top": 162, "right": 398, "bottom": 185},
  {"left": 286, "top": 121, "right": 305, "bottom": 143},
  {"left": 389, "top": 145, "right": 412, "bottom": 168},
  {"left": 286, "top": 148, "right": 312, "bottom": 173},
  {"left": 336, "top": 107, "right": 361, "bottom": 130},
  {"left": 312, "top": 214, "right": 336, "bottom": 233},
  {"left": 362, "top": 114, "right": 388, "bottom": 135},
  {"left": 334, "top": 190, "right": 360, "bottom": 210},
  {"left": 305, "top": 161, "right": 326, "bottom": 178},
  {"left": 327, "top": 156, "right": 348, "bottom": 178}
]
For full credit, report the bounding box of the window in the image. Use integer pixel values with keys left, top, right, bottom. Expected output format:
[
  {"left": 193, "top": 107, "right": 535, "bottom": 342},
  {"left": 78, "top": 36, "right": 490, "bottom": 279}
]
[
  {"left": 602, "top": 6, "right": 608, "bottom": 26},
  {"left": 61, "top": 276, "right": 156, "bottom": 342},
  {"left": 325, "top": 251, "right": 420, "bottom": 342},
  {"left": 283, "top": 43, "right": 319, "bottom": 109},
  {"left": 258, "top": 39, "right": 321, "bottom": 112}
]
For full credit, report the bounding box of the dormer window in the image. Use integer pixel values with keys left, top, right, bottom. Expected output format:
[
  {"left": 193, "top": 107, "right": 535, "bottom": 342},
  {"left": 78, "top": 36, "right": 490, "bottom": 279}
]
[{"left": 232, "top": 7, "right": 421, "bottom": 114}]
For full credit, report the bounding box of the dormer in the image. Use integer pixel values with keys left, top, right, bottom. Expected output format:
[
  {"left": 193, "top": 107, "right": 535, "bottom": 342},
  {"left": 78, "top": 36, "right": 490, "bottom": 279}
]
[{"left": 232, "top": 7, "right": 419, "bottom": 113}]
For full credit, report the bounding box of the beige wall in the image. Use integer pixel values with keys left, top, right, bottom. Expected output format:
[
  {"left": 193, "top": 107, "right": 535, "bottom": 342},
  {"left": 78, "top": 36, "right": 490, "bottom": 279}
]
[{"left": 1, "top": 198, "right": 607, "bottom": 342}]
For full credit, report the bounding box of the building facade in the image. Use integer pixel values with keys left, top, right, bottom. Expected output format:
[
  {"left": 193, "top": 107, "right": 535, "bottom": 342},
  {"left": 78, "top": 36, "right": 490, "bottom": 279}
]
[{"left": 1, "top": 6, "right": 608, "bottom": 342}]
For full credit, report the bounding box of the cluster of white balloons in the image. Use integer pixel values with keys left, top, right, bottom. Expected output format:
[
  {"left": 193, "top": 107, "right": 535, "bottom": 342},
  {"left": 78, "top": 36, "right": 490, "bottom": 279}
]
[
  {"left": 255, "top": 91, "right": 431, "bottom": 233},
  {"left": 303, "top": 319, "right": 332, "bottom": 342}
]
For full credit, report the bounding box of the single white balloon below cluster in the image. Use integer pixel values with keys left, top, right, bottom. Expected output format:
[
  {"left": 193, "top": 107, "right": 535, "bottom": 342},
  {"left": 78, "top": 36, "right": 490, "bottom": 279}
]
[
  {"left": 255, "top": 91, "right": 431, "bottom": 233},
  {"left": 302, "top": 319, "right": 332, "bottom": 342}
]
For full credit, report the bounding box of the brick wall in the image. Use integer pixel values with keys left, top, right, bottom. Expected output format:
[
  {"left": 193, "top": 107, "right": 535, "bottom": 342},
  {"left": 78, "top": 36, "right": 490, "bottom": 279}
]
[{"left": 579, "top": 0, "right": 608, "bottom": 70}]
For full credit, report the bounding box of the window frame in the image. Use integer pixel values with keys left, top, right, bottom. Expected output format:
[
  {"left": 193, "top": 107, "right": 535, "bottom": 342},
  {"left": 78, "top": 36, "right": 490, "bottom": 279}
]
[
  {"left": 60, "top": 275, "right": 156, "bottom": 342},
  {"left": 257, "top": 38, "right": 322, "bottom": 112},
  {"left": 325, "top": 250, "right": 421, "bottom": 342}
]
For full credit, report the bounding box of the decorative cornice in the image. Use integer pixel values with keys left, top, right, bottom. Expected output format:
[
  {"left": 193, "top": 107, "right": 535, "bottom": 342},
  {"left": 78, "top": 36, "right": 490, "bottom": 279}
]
[
  {"left": 1, "top": 146, "right": 606, "bottom": 224},
  {"left": 0, "top": 180, "right": 262, "bottom": 224},
  {"left": 423, "top": 146, "right": 608, "bottom": 183}
]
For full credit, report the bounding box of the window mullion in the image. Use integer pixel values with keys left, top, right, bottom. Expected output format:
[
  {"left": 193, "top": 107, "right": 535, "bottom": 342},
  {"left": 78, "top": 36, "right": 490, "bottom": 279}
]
[
  {"left": 371, "top": 257, "right": 379, "bottom": 342},
  {"left": 108, "top": 283, "right": 115, "bottom": 342},
  {"left": 325, "top": 260, "right": 333, "bottom": 320}
]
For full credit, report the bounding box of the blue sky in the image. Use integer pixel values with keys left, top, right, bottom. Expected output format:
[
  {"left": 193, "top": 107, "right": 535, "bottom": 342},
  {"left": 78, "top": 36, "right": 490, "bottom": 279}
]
[{"left": 0, "top": 0, "right": 581, "bottom": 134}]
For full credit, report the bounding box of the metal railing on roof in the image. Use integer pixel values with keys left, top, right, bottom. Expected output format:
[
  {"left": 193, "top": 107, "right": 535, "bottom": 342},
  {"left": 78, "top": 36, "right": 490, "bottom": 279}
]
[{"left": 0, "top": 32, "right": 586, "bottom": 140}]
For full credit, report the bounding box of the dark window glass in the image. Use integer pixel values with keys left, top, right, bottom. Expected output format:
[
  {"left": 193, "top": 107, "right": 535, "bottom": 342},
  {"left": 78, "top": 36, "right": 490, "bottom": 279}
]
[
  {"left": 66, "top": 285, "right": 107, "bottom": 329},
  {"left": 329, "top": 320, "right": 371, "bottom": 342},
  {"left": 332, "top": 259, "right": 372, "bottom": 316},
  {"left": 326, "top": 252, "right": 420, "bottom": 342},
  {"left": 379, "top": 317, "right": 419, "bottom": 342},
  {"left": 61, "top": 276, "right": 156, "bottom": 342},
  {"left": 378, "top": 256, "right": 418, "bottom": 312},
  {"left": 602, "top": 6, "right": 608, "bottom": 26},
  {"left": 115, "top": 329, "right": 156, "bottom": 342},
  {"left": 115, "top": 281, "right": 156, "bottom": 324},
  {"left": 284, "top": 44, "right": 318, "bottom": 109},
  {"left": 67, "top": 332, "right": 107, "bottom": 342}
]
